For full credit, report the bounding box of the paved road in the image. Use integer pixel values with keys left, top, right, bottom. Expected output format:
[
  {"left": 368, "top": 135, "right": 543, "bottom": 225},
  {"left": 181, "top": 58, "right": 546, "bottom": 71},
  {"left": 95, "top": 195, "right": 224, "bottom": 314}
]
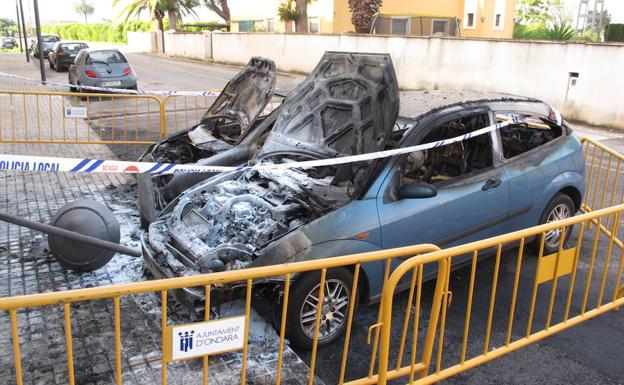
[{"left": 3, "top": 52, "right": 624, "bottom": 385}]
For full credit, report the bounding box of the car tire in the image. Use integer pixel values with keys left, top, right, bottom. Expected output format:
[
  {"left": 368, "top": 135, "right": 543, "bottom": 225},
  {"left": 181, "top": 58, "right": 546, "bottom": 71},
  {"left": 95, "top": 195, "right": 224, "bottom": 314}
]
[
  {"left": 532, "top": 193, "right": 575, "bottom": 255},
  {"left": 283, "top": 268, "right": 356, "bottom": 350}
]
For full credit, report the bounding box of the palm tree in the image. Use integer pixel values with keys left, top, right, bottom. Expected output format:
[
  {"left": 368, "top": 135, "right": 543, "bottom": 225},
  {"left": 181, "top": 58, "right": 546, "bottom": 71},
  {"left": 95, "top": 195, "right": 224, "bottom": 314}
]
[
  {"left": 277, "top": 0, "right": 312, "bottom": 33},
  {"left": 348, "top": 0, "right": 383, "bottom": 33},
  {"left": 113, "top": 0, "right": 198, "bottom": 31},
  {"left": 204, "top": 0, "right": 230, "bottom": 25},
  {"left": 74, "top": 0, "right": 95, "bottom": 24}
]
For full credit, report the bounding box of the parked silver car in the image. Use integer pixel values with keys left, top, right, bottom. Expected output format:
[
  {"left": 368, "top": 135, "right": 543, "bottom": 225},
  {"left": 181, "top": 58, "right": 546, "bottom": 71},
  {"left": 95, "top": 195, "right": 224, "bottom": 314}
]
[
  {"left": 68, "top": 48, "right": 137, "bottom": 91},
  {"left": 31, "top": 34, "right": 60, "bottom": 58}
]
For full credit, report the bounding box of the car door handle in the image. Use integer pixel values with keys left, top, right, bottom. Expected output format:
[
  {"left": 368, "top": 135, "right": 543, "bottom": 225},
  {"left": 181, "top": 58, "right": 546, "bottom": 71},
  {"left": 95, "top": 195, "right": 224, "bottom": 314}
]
[{"left": 482, "top": 178, "right": 502, "bottom": 191}]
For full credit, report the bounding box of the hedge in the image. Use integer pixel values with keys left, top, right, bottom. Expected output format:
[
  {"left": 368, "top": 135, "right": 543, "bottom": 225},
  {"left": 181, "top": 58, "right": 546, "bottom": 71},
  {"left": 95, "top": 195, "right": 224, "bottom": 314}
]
[
  {"left": 40, "top": 21, "right": 168, "bottom": 44},
  {"left": 179, "top": 21, "right": 227, "bottom": 32},
  {"left": 605, "top": 24, "right": 624, "bottom": 42}
]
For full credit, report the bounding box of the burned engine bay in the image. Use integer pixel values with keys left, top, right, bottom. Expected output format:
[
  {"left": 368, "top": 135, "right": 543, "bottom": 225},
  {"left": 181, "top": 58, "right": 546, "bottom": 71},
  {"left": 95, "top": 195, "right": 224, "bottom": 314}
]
[
  {"left": 148, "top": 166, "right": 350, "bottom": 275},
  {"left": 144, "top": 52, "right": 400, "bottom": 277}
]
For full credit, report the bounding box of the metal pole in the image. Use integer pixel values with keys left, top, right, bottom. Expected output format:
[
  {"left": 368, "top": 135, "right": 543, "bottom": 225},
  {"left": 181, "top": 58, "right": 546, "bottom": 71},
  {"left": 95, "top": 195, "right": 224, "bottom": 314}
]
[
  {"left": 32, "top": 0, "right": 45, "bottom": 83},
  {"left": 0, "top": 212, "right": 141, "bottom": 257},
  {"left": 15, "top": 1, "right": 23, "bottom": 52},
  {"left": 18, "top": 0, "right": 29, "bottom": 62}
]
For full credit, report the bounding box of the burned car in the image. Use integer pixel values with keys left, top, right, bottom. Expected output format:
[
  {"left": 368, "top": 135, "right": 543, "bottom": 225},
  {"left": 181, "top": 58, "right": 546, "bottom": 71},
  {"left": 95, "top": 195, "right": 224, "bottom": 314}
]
[
  {"left": 138, "top": 57, "right": 283, "bottom": 228},
  {"left": 142, "top": 53, "right": 586, "bottom": 348}
]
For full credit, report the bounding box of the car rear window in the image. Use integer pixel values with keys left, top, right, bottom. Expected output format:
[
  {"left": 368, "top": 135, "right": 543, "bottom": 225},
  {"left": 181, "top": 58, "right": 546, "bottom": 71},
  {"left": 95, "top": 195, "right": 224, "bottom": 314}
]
[
  {"left": 60, "top": 43, "right": 88, "bottom": 53},
  {"left": 86, "top": 51, "right": 127, "bottom": 64},
  {"left": 43, "top": 35, "right": 60, "bottom": 42},
  {"left": 496, "top": 113, "right": 564, "bottom": 159}
]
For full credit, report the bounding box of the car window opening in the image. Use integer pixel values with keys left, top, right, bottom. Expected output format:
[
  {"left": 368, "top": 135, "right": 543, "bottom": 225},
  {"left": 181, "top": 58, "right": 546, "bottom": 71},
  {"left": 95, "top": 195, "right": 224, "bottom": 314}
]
[
  {"left": 87, "top": 51, "right": 127, "bottom": 64},
  {"left": 403, "top": 113, "right": 493, "bottom": 185},
  {"left": 497, "top": 114, "right": 563, "bottom": 159}
]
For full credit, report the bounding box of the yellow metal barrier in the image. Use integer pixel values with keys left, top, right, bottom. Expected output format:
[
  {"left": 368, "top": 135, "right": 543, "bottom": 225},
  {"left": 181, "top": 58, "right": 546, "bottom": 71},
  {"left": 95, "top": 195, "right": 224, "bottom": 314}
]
[
  {"left": 374, "top": 203, "right": 624, "bottom": 385},
  {"left": 0, "top": 89, "right": 287, "bottom": 145},
  {"left": 581, "top": 137, "right": 624, "bottom": 213},
  {"left": 0, "top": 90, "right": 164, "bottom": 144},
  {"left": 161, "top": 94, "right": 217, "bottom": 138},
  {"left": 0, "top": 244, "right": 441, "bottom": 385},
  {"left": 161, "top": 94, "right": 284, "bottom": 137}
]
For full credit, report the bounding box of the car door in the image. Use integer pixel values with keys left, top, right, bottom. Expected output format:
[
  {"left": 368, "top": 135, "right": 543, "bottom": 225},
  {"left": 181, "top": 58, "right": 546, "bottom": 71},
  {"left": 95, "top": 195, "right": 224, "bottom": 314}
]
[
  {"left": 377, "top": 108, "right": 511, "bottom": 253},
  {"left": 492, "top": 104, "right": 574, "bottom": 232}
]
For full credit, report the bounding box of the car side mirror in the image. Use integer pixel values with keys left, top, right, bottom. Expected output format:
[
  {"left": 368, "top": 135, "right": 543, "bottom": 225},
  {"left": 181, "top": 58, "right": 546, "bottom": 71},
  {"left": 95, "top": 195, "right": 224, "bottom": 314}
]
[{"left": 398, "top": 182, "right": 437, "bottom": 199}]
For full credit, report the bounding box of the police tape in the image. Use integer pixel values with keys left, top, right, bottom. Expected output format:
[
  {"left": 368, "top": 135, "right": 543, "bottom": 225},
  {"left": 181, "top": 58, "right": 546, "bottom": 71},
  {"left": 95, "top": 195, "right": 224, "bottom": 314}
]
[
  {"left": 0, "top": 119, "right": 515, "bottom": 174},
  {"left": 0, "top": 72, "right": 221, "bottom": 97}
]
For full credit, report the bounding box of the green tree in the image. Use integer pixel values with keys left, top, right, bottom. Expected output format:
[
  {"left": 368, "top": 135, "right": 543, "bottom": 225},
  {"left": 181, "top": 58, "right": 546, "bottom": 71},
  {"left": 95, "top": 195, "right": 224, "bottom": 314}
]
[
  {"left": 204, "top": 0, "right": 230, "bottom": 25},
  {"left": 74, "top": 0, "right": 95, "bottom": 24},
  {"left": 113, "top": 0, "right": 198, "bottom": 31},
  {"left": 348, "top": 0, "right": 383, "bottom": 34},
  {"left": 0, "top": 17, "right": 16, "bottom": 29},
  {"left": 516, "top": 0, "right": 567, "bottom": 25}
]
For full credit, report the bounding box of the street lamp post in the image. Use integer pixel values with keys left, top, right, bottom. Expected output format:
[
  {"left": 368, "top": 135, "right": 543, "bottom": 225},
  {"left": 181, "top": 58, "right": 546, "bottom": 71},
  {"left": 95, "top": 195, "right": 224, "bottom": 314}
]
[
  {"left": 32, "top": 0, "right": 45, "bottom": 83},
  {"left": 15, "top": 1, "right": 23, "bottom": 52},
  {"left": 18, "top": 0, "right": 29, "bottom": 62}
]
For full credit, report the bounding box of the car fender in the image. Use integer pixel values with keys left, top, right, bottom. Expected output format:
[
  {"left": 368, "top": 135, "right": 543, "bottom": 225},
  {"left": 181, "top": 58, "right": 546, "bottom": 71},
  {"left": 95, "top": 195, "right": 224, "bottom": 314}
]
[
  {"left": 305, "top": 239, "right": 384, "bottom": 303},
  {"left": 533, "top": 170, "right": 586, "bottom": 218}
]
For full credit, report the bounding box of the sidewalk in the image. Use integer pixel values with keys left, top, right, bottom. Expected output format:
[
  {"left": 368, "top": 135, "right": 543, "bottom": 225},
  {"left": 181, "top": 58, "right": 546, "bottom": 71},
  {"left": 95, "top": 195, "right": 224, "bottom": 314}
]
[{"left": 0, "top": 72, "right": 321, "bottom": 385}]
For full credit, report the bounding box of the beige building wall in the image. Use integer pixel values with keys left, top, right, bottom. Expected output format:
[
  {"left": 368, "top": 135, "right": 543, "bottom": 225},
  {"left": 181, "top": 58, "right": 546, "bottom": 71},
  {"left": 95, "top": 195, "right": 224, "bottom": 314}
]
[
  {"left": 332, "top": 0, "right": 515, "bottom": 38},
  {"left": 228, "top": 0, "right": 336, "bottom": 34}
]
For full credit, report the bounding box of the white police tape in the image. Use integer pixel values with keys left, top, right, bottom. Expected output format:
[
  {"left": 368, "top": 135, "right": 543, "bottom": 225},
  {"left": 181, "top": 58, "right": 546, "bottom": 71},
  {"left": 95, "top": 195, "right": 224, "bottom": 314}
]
[
  {"left": 0, "top": 119, "right": 516, "bottom": 174},
  {"left": 0, "top": 72, "right": 221, "bottom": 97}
]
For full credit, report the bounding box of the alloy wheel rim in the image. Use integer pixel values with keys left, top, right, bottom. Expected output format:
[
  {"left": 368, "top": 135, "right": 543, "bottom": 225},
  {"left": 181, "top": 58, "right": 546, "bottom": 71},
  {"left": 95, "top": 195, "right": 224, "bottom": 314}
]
[
  {"left": 545, "top": 203, "right": 571, "bottom": 249},
  {"left": 300, "top": 278, "right": 350, "bottom": 341}
]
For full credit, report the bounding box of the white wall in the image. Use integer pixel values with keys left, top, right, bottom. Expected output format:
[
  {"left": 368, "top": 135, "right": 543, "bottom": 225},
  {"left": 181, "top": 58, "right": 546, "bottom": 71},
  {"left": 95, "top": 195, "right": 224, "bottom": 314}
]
[
  {"left": 164, "top": 32, "right": 212, "bottom": 61},
  {"left": 126, "top": 31, "right": 157, "bottom": 53},
  {"left": 210, "top": 33, "right": 624, "bottom": 129}
]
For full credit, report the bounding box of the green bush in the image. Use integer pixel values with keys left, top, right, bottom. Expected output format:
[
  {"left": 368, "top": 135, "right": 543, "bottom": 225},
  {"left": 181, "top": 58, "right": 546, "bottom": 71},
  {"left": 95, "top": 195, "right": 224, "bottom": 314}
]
[
  {"left": 513, "top": 23, "right": 548, "bottom": 40},
  {"left": 179, "top": 21, "right": 226, "bottom": 32},
  {"left": 605, "top": 23, "right": 624, "bottom": 42},
  {"left": 41, "top": 21, "right": 160, "bottom": 44}
]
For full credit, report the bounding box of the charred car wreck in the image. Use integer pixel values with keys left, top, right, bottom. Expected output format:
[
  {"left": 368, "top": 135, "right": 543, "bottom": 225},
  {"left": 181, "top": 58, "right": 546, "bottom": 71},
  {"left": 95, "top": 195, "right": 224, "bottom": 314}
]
[
  {"left": 142, "top": 53, "right": 586, "bottom": 348},
  {"left": 138, "top": 57, "right": 283, "bottom": 227}
]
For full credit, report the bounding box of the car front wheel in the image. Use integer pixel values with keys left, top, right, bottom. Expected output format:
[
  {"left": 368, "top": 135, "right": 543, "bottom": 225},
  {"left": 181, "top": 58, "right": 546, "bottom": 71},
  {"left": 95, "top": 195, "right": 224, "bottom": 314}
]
[
  {"left": 285, "top": 268, "right": 355, "bottom": 349},
  {"left": 535, "top": 193, "right": 575, "bottom": 255}
]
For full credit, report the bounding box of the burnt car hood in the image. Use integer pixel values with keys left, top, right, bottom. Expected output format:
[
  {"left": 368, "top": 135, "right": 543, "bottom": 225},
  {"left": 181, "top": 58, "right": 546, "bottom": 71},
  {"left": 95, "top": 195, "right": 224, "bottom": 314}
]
[
  {"left": 257, "top": 51, "right": 399, "bottom": 160},
  {"left": 197, "top": 56, "right": 277, "bottom": 140},
  {"left": 146, "top": 52, "right": 399, "bottom": 277}
]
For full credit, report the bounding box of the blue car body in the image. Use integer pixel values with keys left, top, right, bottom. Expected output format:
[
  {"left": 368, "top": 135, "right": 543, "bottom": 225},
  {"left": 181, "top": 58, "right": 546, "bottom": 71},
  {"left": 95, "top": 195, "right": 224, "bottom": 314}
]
[
  {"left": 142, "top": 96, "right": 585, "bottom": 304},
  {"left": 299, "top": 100, "right": 585, "bottom": 301},
  {"left": 142, "top": 53, "right": 585, "bottom": 311}
]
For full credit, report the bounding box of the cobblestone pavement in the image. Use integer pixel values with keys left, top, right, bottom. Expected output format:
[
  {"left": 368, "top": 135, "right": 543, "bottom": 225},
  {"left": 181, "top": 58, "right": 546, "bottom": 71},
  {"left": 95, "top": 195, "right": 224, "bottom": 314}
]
[{"left": 0, "top": 64, "right": 321, "bottom": 385}]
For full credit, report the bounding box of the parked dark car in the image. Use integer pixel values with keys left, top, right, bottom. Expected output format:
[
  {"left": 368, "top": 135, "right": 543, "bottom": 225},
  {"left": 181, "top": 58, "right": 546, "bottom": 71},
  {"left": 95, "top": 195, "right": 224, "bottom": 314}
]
[
  {"left": 48, "top": 41, "right": 89, "bottom": 71},
  {"left": 31, "top": 34, "right": 60, "bottom": 58},
  {"left": 141, "top": 52, "right": 586, "bottom": 348},
  {"left": 68, "top": 48, "right": 137, "bottom": 91},
  {"left": 1, "top": 37, "right": 17, "bottom": 49}
]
